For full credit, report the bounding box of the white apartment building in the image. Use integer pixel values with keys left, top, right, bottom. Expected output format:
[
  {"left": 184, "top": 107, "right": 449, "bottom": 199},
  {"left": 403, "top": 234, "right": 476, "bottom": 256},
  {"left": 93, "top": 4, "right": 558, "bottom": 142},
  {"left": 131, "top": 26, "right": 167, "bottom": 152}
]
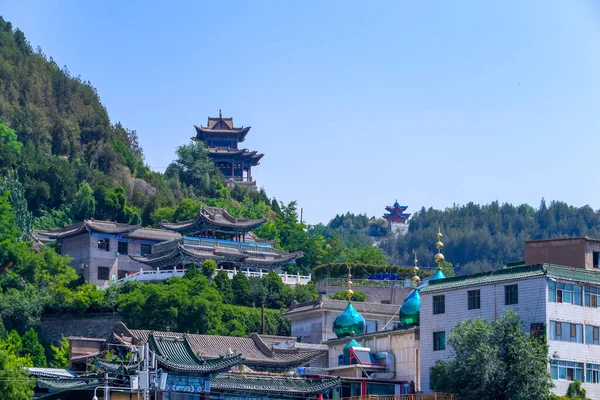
[{"left": 420, "top": 262, "right": 600, "bottom": 398}]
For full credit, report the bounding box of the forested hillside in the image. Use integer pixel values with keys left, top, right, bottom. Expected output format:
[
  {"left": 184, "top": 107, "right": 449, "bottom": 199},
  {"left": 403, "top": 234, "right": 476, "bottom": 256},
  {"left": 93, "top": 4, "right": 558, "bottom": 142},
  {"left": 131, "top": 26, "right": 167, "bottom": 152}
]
[{"left": 378, "top": 200, "right": 600, "bottom": 274}]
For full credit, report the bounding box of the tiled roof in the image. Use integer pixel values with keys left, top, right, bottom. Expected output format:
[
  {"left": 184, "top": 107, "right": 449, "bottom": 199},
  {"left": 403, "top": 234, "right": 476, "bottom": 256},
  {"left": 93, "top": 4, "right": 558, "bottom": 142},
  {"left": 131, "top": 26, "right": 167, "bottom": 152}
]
[
  {"left": 420, "top": 263, "right": 600, "bottom": 294},
  {"left": 148, "top": 333, "right": 243, "bottom": 373},
  {"left": 34, "top": 220, "right": 181, "bottom": 242},
  {"left": 161, "top": 206, "right": 266, "bottom": 232},
  {"left": 113, "top": 323, "right": 325, "bottom": 371},
  {"left": 211, "top": 374, "right": 340, "bottom": 396},
  {"left": 27, "top": 368, "right": 76, "bottom": 378},
  {"left": 284, "top": 295, "right": 400, "bottom": 316}
]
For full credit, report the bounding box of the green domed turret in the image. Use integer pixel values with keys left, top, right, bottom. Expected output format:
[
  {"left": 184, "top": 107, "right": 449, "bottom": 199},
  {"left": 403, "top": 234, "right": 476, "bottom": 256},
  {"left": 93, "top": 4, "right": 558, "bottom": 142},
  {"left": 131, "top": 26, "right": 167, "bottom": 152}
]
[
  {"left": 399, "top": 289, "right": 421, "bottom": 327},
  {"left": 333, "top": 303, "right": 366, "bottom": 338},
  {"left": 430, "top": 268, "right": 446, "bottom": 281}
]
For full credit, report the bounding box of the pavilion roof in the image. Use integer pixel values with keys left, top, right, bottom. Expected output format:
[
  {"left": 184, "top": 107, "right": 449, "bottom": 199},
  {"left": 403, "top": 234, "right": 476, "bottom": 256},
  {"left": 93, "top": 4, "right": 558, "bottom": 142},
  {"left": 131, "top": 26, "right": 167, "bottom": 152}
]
[
  {"left": 34, "top": 219, "right": 181, "bottom": 242},
  {"left": 161, "top": 206, "right": 266, "bottom": 235},
  {"left": 194, "top": 116, "right": 251, "bottom": 141},
  {"left": 129, "top": 242, "right": 302, "bottom": 269},
  {"left": 112, "top": 323, "right": 325, "bottom": 371},
  {"left": 208, "top": 148, "right": 264, "bottom": 164},
  {"left": 211, "top": 373, "right": 341, "bottom": 397},
  {"left": 148, "top": 333, "right": 244, "bottom": 373}
]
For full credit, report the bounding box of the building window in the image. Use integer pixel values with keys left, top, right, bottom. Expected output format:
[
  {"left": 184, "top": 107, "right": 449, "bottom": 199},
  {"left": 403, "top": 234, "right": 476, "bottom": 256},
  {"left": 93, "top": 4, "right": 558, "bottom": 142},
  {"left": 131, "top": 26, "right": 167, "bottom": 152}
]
[
  {"left": 433, "top": 331, "right": 446, "bottom": 351},
  {"left": 140, "top": 244, "right": 152, "bottom": 256},
  {"left": 548, "top": 280, "right": 582, "bottom": 305},
  {"left": 366, "top": 320, "right": 378, "bottom": 333},
  {"left": 594, "top": 252, "right": 600, "bottom": 268},
  {"left": 381, "top": 300, "right": 391, "bottom": 304},
  {"left": 97, "top": 266, "right": 110, "bottom": 281},
  {"left": 549, "top": 321, "right": 583, "bottom": 343},
  {"left": 433, "top": 295, "right": 445, "bottom": 315},
  {"left": 117, "top": 241, "right": 128, "bottom": 255},
  {"left": 587, "top": 363, "right": 600, "bottom": 384},
  {"left": 551, "top": 360, "right": 583, "bottom": 381},
  {"left": 468, "top": 290, "right": 480, "bottom": 310},
  {"left": 586, "top": 325, "right": 600, "bottom": 345},
  {"left": 505, "top": 284, "right": 518, "bottom": 305},
  {"left": 98, "top": 238, "right": 110, "bottom": 252},
  {"left": 585, "top": 286, "right": 600, "bottom": 308}
]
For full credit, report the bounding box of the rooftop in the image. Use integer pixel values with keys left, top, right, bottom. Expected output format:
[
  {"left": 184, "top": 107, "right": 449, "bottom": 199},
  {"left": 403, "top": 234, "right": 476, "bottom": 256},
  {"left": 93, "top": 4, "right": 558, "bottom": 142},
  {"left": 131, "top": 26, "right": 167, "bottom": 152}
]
[
  {"left": 525, "top": 236, "right": 600, "bottom": 244},
  {"left": 420, "top": 263, "right": 600, "bottom": 294},
  {"left": 161, "top": 206, "right": 266, "bottom": 235},
  {"left": 284, "top": 295, "right": 400, "bottom": 317},
  {"left": 111, "top": 323, "right": 325, "bottom": 371},
  {"left": 34, "top": 219, "right": 182, "bottom": 242}
]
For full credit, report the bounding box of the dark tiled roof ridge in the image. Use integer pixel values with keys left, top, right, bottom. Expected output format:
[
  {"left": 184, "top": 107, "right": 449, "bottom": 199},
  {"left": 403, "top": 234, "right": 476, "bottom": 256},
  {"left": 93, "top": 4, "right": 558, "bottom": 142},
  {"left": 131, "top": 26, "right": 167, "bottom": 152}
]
[
  {"left": 426, "top": 264, "right": 545, "bottom": 287},
  {"left": 525, "top": 235, "right": 600, "bottom": 244}
]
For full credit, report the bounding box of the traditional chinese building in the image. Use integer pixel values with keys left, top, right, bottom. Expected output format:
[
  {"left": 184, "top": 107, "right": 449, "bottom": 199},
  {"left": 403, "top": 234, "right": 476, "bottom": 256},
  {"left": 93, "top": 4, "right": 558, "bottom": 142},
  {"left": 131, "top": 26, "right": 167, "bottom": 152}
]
[
  {"left": 193, "top": 111, "right": 264, "bottom": 190},
  {"left": 34, "top": 207, "right": 304, "bottom": 286},
  {"left": 131, "top": 206, "right": 303, "bottom": 271},
  {"left": 33, "top": 323, "right": 339, "bottom": 400},
  {"left": 383, "top": 201, "right": 411, "bottom": 234}
]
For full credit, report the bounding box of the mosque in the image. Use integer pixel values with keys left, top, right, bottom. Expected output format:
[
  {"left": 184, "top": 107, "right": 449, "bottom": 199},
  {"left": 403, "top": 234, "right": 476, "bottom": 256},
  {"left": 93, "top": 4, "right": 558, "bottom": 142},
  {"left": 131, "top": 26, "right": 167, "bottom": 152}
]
[{"left": 308, "top": 230, "right": 448, "bottom": 397}]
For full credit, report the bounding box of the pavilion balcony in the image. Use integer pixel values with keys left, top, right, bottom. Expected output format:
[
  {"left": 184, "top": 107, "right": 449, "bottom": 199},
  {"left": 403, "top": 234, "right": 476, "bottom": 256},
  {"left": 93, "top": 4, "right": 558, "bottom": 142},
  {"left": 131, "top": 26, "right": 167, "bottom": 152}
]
[
  {"left": 182, "top": 237, "right": 275, "bottom": 253},
  {"left": 99, "top": 266, "right": 311, "bottom": 289}
]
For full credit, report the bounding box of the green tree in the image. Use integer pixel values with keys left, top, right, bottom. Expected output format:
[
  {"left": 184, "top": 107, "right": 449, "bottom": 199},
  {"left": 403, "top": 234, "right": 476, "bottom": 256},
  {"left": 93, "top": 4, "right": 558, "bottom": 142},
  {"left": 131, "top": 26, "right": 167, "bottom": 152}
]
[
  {"left": 166, "top": 141, "right": 215, "bottom": 192},
  {"left": 293, "top": 281, "right": 317, "bottom": 303},
  {"left": 0, "top": 172, "right": 33, "bottom": 241},
  {"left": 0, "top": 336, "right": 35, "bottom": 400},
  {"left": 201, "top": 259, "right": 217, "bottom": 280},
  {"left": 213, "top": 270, "right": 234, "bottom": 304},
  {"left": 330, "top": 290, "right": 366, "bottom": 302},
  {"left": 50, "top": 336, "right": 70, "bottom": 368},
  {"left": 232, "top": 271, "right": 250, "bottom": 306},
  {"left": 566, "top": 381, "right": 587, "bottom": 399},
  {"left": 20, "top": 328, "right": 46, "bottom": 367},
  {"left": 0, "top": 120, "right": 22, "bottom": 173},
  {"left": 70, "top": 182, "right": 96, "bottom": 221},
  {"left": 430, "top": 311, "right": 552, "bottom": 400}
]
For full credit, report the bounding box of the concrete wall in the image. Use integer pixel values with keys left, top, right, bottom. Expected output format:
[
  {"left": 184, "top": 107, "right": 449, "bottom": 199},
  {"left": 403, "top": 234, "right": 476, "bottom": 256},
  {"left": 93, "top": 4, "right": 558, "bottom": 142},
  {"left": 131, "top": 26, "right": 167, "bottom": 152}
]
[
  {"left": 61, "top": 235, "right": 153, "bottom": 285},
  {"left": 319, "top": 284, "right": 412, "bottom": 305},
  {"left": 526, "top": 239, "right": 587, "bottom": 269},
  {"left": 547, "top": 290, "right": 600, "bottom": 398},
  {"left": 420, "top": 277, "right": 547, "bottom": 392},
  {"left": 40, "top": 314, "right": 123, "bottom": 344},
  {"left": 327, "top": 329, "right": 419, "bottom": 385},
  {"left": 288, "top": 309, "right": 399, "bottom": 345}
]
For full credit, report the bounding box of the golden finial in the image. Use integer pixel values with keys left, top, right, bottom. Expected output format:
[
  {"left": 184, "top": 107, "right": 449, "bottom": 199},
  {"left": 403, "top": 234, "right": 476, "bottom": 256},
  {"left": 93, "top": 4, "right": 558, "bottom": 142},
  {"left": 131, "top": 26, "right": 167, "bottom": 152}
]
[
  {"left": 434, "top": 226, "right": 445, "bottom": 270},
  {"left": 346, "top": 265, "right": 353, "bottom": 302},
  {"left": 412, "top": 250, "right": 420, "bottom": 286}
]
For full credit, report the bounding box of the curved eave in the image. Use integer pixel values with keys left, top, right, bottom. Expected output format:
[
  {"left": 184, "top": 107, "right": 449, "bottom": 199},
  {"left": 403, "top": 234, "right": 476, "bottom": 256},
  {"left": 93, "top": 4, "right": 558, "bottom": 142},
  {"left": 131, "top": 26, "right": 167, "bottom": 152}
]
[
  {"left": 156, "top": 354, "right": 244, "bottom": 373},
  {"left": 194, "top": 125, "right": 251, "bottom": 141}
]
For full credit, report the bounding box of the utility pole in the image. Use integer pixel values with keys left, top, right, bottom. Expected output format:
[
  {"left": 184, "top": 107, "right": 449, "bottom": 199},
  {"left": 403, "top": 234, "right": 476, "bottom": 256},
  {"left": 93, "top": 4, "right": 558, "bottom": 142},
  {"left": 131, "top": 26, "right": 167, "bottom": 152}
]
[{"left": 104, "top": 372, "right": 110, "bottom": 400}]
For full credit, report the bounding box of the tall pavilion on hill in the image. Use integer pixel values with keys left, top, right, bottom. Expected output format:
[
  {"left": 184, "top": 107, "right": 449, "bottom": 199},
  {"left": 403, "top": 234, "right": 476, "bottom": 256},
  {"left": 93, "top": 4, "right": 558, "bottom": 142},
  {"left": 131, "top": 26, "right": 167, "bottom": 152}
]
[
  {"left": 193, "top": 111, "right": 264, "bottom": 190},
  {"left": 383, "top": 200, "right": 411, "bottom": 235}
]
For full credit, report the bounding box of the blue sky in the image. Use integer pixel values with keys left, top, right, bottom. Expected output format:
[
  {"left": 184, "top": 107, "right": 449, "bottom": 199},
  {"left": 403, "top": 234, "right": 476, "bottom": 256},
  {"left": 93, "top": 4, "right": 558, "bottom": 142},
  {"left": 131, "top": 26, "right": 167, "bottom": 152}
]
[{"left": 2, "top": 1, "right": 600, "bottom": 224}]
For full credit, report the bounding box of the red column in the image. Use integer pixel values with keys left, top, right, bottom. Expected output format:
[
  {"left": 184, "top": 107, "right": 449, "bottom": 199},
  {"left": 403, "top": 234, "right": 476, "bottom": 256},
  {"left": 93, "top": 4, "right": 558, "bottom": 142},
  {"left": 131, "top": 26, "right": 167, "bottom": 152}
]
[
  {"left": 313, "top": 395, "right": 323, "bottom": 400},
  {"left": 361, "top": 379, "right": 367, "bottom": 397}
]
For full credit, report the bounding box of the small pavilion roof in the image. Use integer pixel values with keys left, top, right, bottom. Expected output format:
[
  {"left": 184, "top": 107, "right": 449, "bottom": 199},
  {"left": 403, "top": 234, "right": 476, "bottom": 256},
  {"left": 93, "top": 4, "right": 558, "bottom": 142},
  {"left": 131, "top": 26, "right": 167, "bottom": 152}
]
[
  {"left": 161, "top": 206, "right": 266, "bottom": 235},
  {"left": 34, "top": 220, "right": 181, "bottom": 242},
  {"left": 194, "top": 115, "right": 251, "bottom": 142},
  {"left": 208, "top": 148, "right": 264, "bottom": 164},
  {"left": 148, "top": 332, "right": 244, "bottom": 373},
  {"left": 112, "top": 323, "right": 325, "bottom": 371}
]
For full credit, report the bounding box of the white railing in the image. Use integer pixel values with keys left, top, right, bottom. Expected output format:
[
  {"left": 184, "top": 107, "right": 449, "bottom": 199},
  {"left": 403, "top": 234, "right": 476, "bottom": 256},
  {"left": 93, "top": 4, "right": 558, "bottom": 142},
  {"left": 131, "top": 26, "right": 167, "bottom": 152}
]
[{"left": 99, "top": 267, "right": 311, "bottom": 289}]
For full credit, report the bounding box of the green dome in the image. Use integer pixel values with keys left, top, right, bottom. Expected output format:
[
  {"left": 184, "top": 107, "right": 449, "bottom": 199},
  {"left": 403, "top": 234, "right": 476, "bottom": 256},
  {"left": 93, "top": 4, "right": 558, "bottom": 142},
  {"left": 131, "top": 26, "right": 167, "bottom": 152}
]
[
  {"left": 333, "top": 303, "right": 366, "bottom": 338},
  {"left": 430, "top": 269, "right": 446, "bottom": 281},
  {"left": 399, "top": 289, "right": 420, "bottom": 327},
  {"left": 343, "top": 339, "right": 361, "bottom": 364}
]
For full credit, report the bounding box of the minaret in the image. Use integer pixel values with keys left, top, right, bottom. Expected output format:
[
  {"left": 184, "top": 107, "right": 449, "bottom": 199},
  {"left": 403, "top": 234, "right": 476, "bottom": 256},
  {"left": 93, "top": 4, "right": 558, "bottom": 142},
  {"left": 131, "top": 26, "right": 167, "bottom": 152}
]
[
  {"left": 332, "top": 266, "right": 366, "bottom": 338},
  {"left": 430, "top": 227, "right": 447, "bottom": 281},
  {"left": 399, "top": 251, "right": 422, "bottom": 327}
]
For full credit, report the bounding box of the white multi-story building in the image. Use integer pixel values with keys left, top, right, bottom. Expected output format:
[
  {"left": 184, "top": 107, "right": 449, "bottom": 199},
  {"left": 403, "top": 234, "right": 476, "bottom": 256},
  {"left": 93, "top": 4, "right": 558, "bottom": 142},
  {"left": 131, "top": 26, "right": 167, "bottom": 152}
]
[{"left": 420, "top": 258, "right": 600, "bottom": 398}]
